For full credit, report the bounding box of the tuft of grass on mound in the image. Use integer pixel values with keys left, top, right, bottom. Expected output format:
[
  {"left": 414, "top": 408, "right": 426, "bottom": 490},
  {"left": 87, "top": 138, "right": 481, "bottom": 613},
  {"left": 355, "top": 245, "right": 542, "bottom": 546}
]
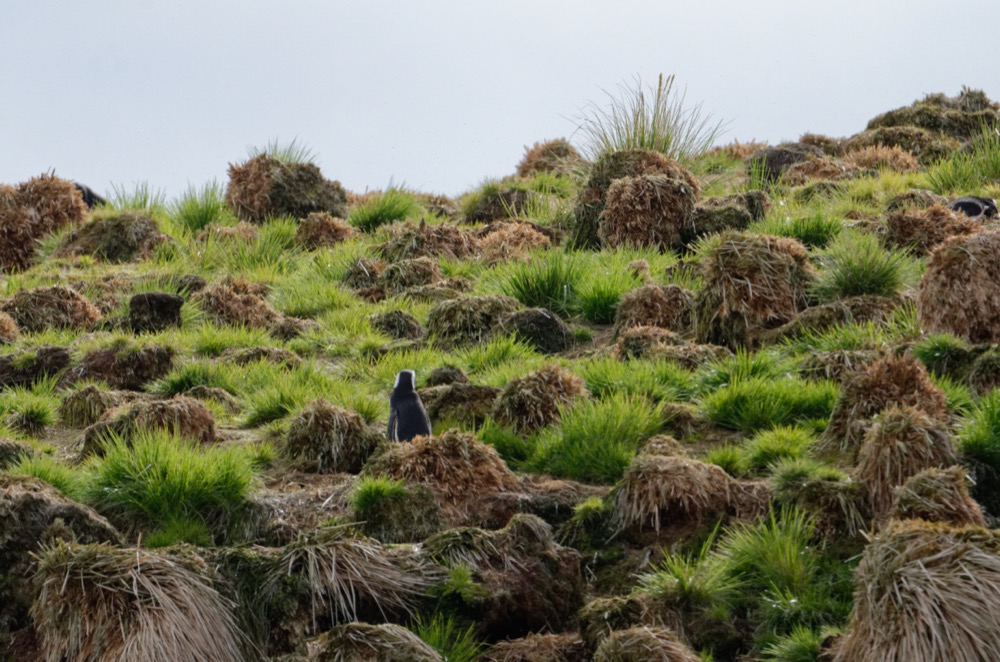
[
  {"left": 349, "top": 186, "right": 424, "bottom": 232},
  {"left": 500, "top": 251, "right": 584, "bottom": 317},
  {"left": 6, "top": 453, "right": 88, "bottom": 500},
  {"left": 171, "top": 180, "right": 235, "bottom": 234},
  {"left": 701, "top": 377, "right": 838, "bottom": 433},
  {"left": 810, "top": 230, "right": 917, "bottom": 302}
]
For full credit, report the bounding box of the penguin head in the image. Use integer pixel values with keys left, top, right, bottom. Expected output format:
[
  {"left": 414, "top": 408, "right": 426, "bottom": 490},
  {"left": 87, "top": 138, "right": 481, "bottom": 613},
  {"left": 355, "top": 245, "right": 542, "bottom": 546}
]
[{"left": 394, "top": 369, "right": 416, "bottom": 392}]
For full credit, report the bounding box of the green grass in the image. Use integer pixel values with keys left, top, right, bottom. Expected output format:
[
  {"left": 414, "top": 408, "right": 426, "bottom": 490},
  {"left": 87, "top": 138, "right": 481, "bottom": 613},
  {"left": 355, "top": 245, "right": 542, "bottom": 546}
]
[
  {"left": 701, "top": 377, "right": 838, "bottom": 433},
  {"left": 810, "top": 230, "right": 916, "bottom": 302},
  {"left": 750, "top": 212, "right": 843, "bottom": 249},
  {"left": 458, "top": 335, "right": 538, "bottom": 375},
  {"left": 144, "top": 515, "right": 213, "bottom": 547},
  {"left": 248, "top": 137, "right": 318, "bottom": 164},
  {"left": 348, "top": 186, "right": 423, "bottom": 232},
  {"left": 109, "top": 181, "right": 168, "bottom": 214},
  {"left": 577, "top": 270, "right": 641, "bottom": 324},
  {"left": 500, "top": 251, "right": 583, "bottom": 317},
  {"left": 6, "top": 454, "right": 87, "bottom": 500},
  {"left": 578, "top": 355, "right": 693, "bottom": 402},
  {"left": 741, "top": 426, "right": 816, "bottom": 475},
  {"left": 410, "top": 613, "right": 484, "bottom": 662},
  {"left": 959, "top": 390, "right": 1000, "bottom": 515},
  {"left": 530, "top": 393, "right": 664, "bottom": 483},
  {"left": 910, "top": 333, "right": 971, "bottom": 376},
  {"left": 926, "top": 124, "right": 1000, "bottom": 194},
  {"left": 351, "top": 476, "right": 408, "bottom": 513},
  {"left": 760, "top": 625, "right": 837, "bottom": 662},
  {"left": 171, "top": 180, "right": 235, "bottom": 233},
  {"left": 695, "top": 349, "right": 791, "bottom": 393}
]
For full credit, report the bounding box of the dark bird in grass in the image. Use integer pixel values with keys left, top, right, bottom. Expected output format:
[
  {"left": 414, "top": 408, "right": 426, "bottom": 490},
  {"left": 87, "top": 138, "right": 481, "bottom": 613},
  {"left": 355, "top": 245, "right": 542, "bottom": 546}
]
[
  {"left": 949, "top": 196, "right": 998, "bottom": 220},
  {"left": 73, "top": 183, "right": 107, "bottom": 208},
  {"left": 388, "top": 369, "right": 432, "bottom": 442}
]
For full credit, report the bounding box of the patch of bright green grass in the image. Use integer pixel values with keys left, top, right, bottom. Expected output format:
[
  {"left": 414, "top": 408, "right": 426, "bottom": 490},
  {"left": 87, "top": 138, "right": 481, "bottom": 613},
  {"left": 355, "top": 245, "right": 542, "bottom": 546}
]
[
  {"left": 6, "top": 454, "right": 87, "bottom": 500},
  {"left": 411, "top": 613, "right": 484, "bottom": 662},
  {"left": 500, "top": 251, "right": 583, "bottom": 317},
  {"left": 477, "top": 419, "right": 536, "bottom": 468},
  {"left": 695, "top": 349, "right": 792, "bottom": 393},
  {"left": 741, "top": 426, "right": 816, "bottom": 475},
  {"left": 109, "top": 181, "right": 168, "bottom": 214},
  {"left": 810, "top": 230, "right": 917, "bottom": 302},
  {"left": 171, "top": 180, "right": 235, "bottom": 234},
  {"left": 750, "top": 212, "right": 843, "bottom": 249},
  {"left": 458, "top": 335, "right": 538, "bottom": 375},
  {"left": 348, "top": 186, "right": 423, "bottom": 232},
  {"left": 248, "top": 137, "right": 318, "bottom": 164},
  {"left": 351, "top": 476, "right": 407, "bottom": 513},
  {"left": 910, "top": 333, "right": 971, "bottom": 376},
  {"left": 701, "top": 377, "right": 838, "bottom": 434},
  {"left": 578, "top": 269, "right": 641, "bottom": 325},
  {"left": 926, "top": 124, "right": 1000, "bottom": 194},
  {"left": 144, "top": 515, "right": 213, "bottom": 548},
  {"left": 577, "top": 355, "right": 694, "bottom": 402},
  {"left": 959, "top": 390, "right": 1000, "bottom": 514}
]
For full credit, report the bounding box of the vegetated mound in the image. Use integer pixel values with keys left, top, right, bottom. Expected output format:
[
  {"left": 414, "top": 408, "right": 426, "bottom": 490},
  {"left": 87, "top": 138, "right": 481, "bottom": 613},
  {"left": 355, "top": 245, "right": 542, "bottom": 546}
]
[
  {"left": 465, "top": 186, "right": 535, "bottom": 224},
  {"left": 569, "top": 149, "right": 700, "bottom": 250},
  {"left": 491, "top": 364, "right": 588, "bottom": 433},
  {"left": 0, "top": 312, "right": 19, "bottom": 344},
  {"left": 421, "top": 514, "right": 583, "bottom": 639},
  {"left": 198, "top": 220, "right": 258, "bottom": 243},
  {"left": 0, "top": 476, "right": 122, "bottom": 634},
  {"left": 516, "top": 138, "right": 585, "bottom": 177},
  {"left": 891, "top": 465, "right": 986, "bottom": 527},
  {"left": 377, "top": 256, "right": 442, "bottom": 295},
  {"left": 477, "top": 221, "right": 552, "bottom": 265},
  {"left": 843, "top": 144, "right": 919, "bottom": 172},
  {"left": 225, "top": 153, "right": 348, "bottom": 222},
  {"left": 853, "top": 405, "right": 958, "bottom": 523},
  {"left": 615, "top": 284, "right": 693, "bottom": 336},
  {"left": 370, "top": 309, "right": 424, "bottom": 340},
  {"left": 598, "top": 174, "right": 698, "bottom": 250},
  {"left": 284, "top": 399, "right": 382, "bottom": 473},
  {"left": 885, "top": 189, "right": 949, "bottom": 214},
  {"left": 483, "top": 632, "right": 588, "bottom": 662},
  {"left": 918, "top": 231, "right": 1000, "bottom": 342},
  {"left": 16, "top": 173, "right": 88, "bottom": 235},
  {"left": 426, "top": 295, "right": 520, "bottom": 346},
  {"left": 842, "top": 125, "right": 960, "bottom": 165},
  {"left": 57, "top": 385, "right": 138, "bottom": 428},
  {"left": 82, "top": 396, "right": 217, "bottom": 456},
  {"left": 0, "top": 346, "right": 72, "bottom": 390},
  {"left": 686, "top": 191, "right": 771, "bottom": 241},
  {"left": 820, "top": 353, "right": 948, "bottom": 459},
  {"left": 351, "top": 479, "right": 441, "bottom": 544},
  {"left": 0, "top": 439, "right": 33, "bottom": 469},
  {"left": 194, "top": 279, "right": 282, "bottom": 330},
  {"left": 882, "top": 203, "right": 981, "bottom": 255},
  {"left": 760, "top": 295, "right": 899, "bottom": 344},
  {"left": 1, "top": 286, "right": 101, "bottom": 333},
  {"left": 500, "top": 307, "right": 573, "bottom": 354},
  {"left": 128, "top": 292, "right": 185, "bottom": 333},
  {"left": 307, "top": 623, "right": 442, "bottom": 662},
  {"left": 31, "top": 541, "right": 245, "bottom": 662},
  {"left": 57, "top": 210, "right": 168, "bottom": 262},
  {"left": 865, "top": 87, "right": 1000, "bottom": 142},
  {"left": 365, "top": 429, "right": 519, "bottom": 526},
  {"left": 64, "top": 343, "right": 174, "bottom": 391},
  {"left": 746, "top": 143, "right": 825, "bottom": 183},
  {"left": 377, "top": 219, "right": 480, "bottom": 262},
  {"left": 593, "top": 626, "right": 701, "bottom": 662},
  {"left": 613, "top": 326, "right": 684, "bottom": 361},
  {"left": 694, "top": 232, "right": 814, "bottom": 349},
  {"left": 833, "top": 519, "right": 1000, "bottom": 662},
  {"left": 220, "top": 346, "right": 301, "bottom": 368},
  {"left": 419, "top": 382, "right": 499, "bottom": 428},
  {"left": 0, "top": 186, "right": 41, "bottom": 274},
  {"left": 293, "top": 212, "right": 356, "bottom": 249}
]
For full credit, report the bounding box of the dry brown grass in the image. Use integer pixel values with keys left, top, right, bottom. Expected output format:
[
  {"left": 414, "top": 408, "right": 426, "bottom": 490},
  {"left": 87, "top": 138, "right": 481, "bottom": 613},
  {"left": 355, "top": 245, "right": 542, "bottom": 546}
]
[
  {"left": 82, "top": 396, "right": 217, "bottom": 456},
  {"left": 491, "top": 364, "right": 588, "bottom": 433},
  {"left": 799, "top": 133, "right": 845, "bottom": 156},
  {"left": 477, "top": 222, "right": 551, "bottom": 265},
  {"left": 378, "top": 219, "right": 480, "bottom": 262},
  {"left": 0, "top": 346, "right": 72, "bottom": 390},
  {"left": 614, "top": 284, "right": 693, "bottom": 336},
  {"left": 0, "top": 187, "right": 42, "bottom": 273},
  {"left": 834, "top": 520, "right": 1000, "bottom": 662},
  {"left": 16, "top": 173, "right": 88, "bottom": 235},
  {"left": 31, "top": 541, "right": 245, "bottom": 662},
  {"left": 599, "top": 174, "right": 698, "bottom": 250},
  {"left": 225, "top": 154, "right": 348, "bottom": 222},
  {"left": 284, "top": 399, "right": 382, "bottom": 473},
  {"left": 419, "top": 383, "right": 499, "bottom": 428},
  {"left": 58, "top": 211, "right": 168, "bottom": 262},
  {"left": 821, "top": 354, "right": 948, "bottom": 458},
  {"left": 66, "top": 344, "right": 175, "bottom": 391},
  {"left": 308, "top": 622, "right": 442, "bottom": 661},
  {"left": 342, "top": 257, "right": 385, "bottom": 290},
  {"left": 426, "top": 295, "right": 520, "bottom": 346},
  {"left": 1, "top": 286, "right": 101, "bottom": 332},
  {"left": 0, "top": 311, "right": 19, "bottom": 343},
  {"left": 593, "top": 626, "right": 701, "bottom": 662},
  {"left": 885, "top": 189, "right": 948, "bottom": 213},
  {"left": 369, "top": 310, "right": 424, "bottom": 340},
  {"left": 483, "top": 632, "right": 588, "bottom": 662},
  {"left": 515, "top": 138, "right": 585, "bottom": 177},
  {"left": 612, "top": 326, "right": 684, "bottom": 360},
  {"left": 378, "top": 256, "right": 442, "bottom": 294},
  {"left": 843, "top": 126, "right": 960, "bottom": 165},
  {"left": 918, "top": 230, "right": 1000, "bottom": 342},
  {"left": 891, "top": 466, "right": 986, "bottom": 527},
  {"left": 882, "top": 203, "right": 981, "bottom": 255},
  {"left": 57, "top": 385, "right": 133, "bottom": 428},
  {"left": 612, "top": 455, "right": 733, "bottom": 537},
  {"left": 853, "top": 405, "right": 958, "bottom": 523},
  {"left": 694, "top": 232, "right": 814, "bottom": 348},
  {"left": 294, "top": 212, "right": 355, "bottom": 249},
  {"left": 366, "top": 429, "right": 519, "bottom": 524},
  {"left": 706, "top": 140, "right": 769, "bottom": 160},
  {"left": 195, "top": 280, "right": 282, "bottom": 330},
  {"left": 843, "top": 144, "right": 919, "bottom": 171},
  {"left": 782, "top": 157, "right": 857, "bottom": 185}
]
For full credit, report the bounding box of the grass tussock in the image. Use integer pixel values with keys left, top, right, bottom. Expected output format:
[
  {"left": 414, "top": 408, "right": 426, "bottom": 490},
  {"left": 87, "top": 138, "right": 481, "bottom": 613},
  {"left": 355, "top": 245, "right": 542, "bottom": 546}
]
[{"left": 890, "top": 465, "right": 986, "bottom": 526}]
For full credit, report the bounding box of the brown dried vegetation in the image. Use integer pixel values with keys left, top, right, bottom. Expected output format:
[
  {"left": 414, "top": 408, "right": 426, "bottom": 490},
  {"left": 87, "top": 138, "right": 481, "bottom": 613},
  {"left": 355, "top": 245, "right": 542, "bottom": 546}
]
[
  {"left": 918, "top": 230, "right": 1000, "bottom": 342},
  {"left": 284, "top": 399, "right": 382, "bottom": 473},
  {"left": 599, "top": 174, "right": 698, "bottom": 250},
  {"left": 491, "top": 364, "right": 588, "bottom": 433},
  {"left": 1, "top": 286, "right": 101, "bottom": 332}
]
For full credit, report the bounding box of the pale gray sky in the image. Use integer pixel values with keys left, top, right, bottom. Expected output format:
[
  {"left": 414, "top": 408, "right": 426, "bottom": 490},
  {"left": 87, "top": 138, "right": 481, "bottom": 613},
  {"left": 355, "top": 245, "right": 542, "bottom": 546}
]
[{"left": 3, "top": 1, "right": 998, "bottom": 200}]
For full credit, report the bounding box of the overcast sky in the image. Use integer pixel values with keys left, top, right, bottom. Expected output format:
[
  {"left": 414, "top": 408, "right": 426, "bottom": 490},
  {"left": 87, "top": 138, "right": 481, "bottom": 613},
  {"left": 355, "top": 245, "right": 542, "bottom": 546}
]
[{"left": 3, "top": 1, "right": 998, "bottom": 201}]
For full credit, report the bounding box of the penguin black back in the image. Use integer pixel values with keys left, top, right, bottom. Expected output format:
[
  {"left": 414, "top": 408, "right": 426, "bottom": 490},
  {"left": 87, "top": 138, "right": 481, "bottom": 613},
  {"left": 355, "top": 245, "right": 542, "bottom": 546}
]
[{"left": 388, "top": 369, "right": 432, "bottom": 442}]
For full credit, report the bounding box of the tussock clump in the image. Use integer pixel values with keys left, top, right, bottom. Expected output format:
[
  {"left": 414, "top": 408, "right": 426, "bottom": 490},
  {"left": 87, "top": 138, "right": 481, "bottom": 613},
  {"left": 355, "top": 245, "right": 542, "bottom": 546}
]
[
  {"left": 0, "top": 476, "right": 122, "bottom": 633},
  {"left": 0, "top": 311, "right": 19, "bottom": 343},
  {"left": 58, "top": 210, "right": 168, "bottom": 262},
  {"left": 599, "top": 174, "right": 698, "bottom": 249},
  {"left": 293, "top": 212, "right": 355, "bottom": 249},
  {"left": 284, "top": 399, "right": 382, "bottom": 473},
  {"left": 58, "top": 385, "right": 132, "bottom": 428},
  {"left": 426, "top": 295, "right": 520, "bottom": 347},
  {"left": 198, "top": 221, "right": 258, "bottom": 244},
  {"left": 0, "top": 346, "right": 72, "bottom": 390},
  {"left": 891, "top": 466, "right": 986, "bottom": 526},
  {"left": 707, "top": 140, "right": 769, "bottom": 160},
  {"left": 854, "top": 405, "right": 958, "bottom": 523},
  {"left": 570, "top": 149, "right": 700, "bottom": 250},
  {"left": 270, "top": 315, "right": 320, "bottom": 341},
  {"left": 593, "top": 626, "right": 701, "bottom": 662},
  {"left": 82, "top": 396, "right": 217, "bottom": 456},
  {"left": 885, "top": 189, "right": 949, "bottom": 213},
  {"left": 883, "top": 204, "right": 980, "bottom": 255},
  {"left": 483, "top": 632, "right": 588, "bottom": 662},
  {"left": 500, "top": 308, "right": 573, "bottom": 354},
  {"left": 614, "top": 284, "right": 693, "bottom": 336},
  {"left": 2, "top": 286, "right": 101, "bottom": 332},
  {"left": 225, "top": 153, "right": 348, "bottom": 222},
  {"left": 747, "top": 143, "right": 825, "bottom": 182},
  {"left": 761, "top": 296, "right": 898, "bottom": 343},
  {"left": 918, "top": 231, "right": 1000, "bottom": 342},
  {"left": 649, "top": 342, "right": 733, "bottom": 370},
  {"left": 419, "top": 383, "right": 499, "bottom": 427},
  {"left": 865, "top": 88, "right": 1000, "bottom": 141},
  {"left": 0, "top": 438, "right": 33, "bottom": 469},
  {"left": 843, "top": 126, "right": 959, "bottom": 165},
  {"left": 477, "top": 222, "right": 552, "bottom": 265},
  {"left": 351, "top": 479, "right": 441, "bottom": 543},
  {"left": 686, "top": 191, "right": 771, "bottom": 239},
  {"left": 31, "top": 541, "right": 245, "bottom": 662},
  {"left": 843, "top": 144, "right": 919, "bottom": 171},
  {"left": 821, "top": 354, "right": 948, "bottom": 458},
  {"left": 613, "top": 326, "right": 684, "bottom": 361},
  {"left": 612, "top": 455, "right": 734, "bottom": 539},
  {"left": 799, "top": 133, "right": 845, "bottom": 155},
  {"left": 491, "top": 364, "right": 588, "bottom": 433},
  {"left": 342, "top": 257, "right": 385, "bottom": 290},
  {"left": 694, "top": 232, "right": 814, "bottom": 349},
  {"left": 465, "top": 187, "right": 534, "bottom": 224},
  {"left": 308, "top": 623, "right": 442, "bottom": 662},
  {"left": 782, "top": 157, "right": 857, "bottom": 185},
  {"left": 66, "top": 344, "right": 174, "bottom": 391},
  {"left": 771, "top": 459, "right": 869, "bottom": 540},
  {"left": 0, "top": 186, "right": 42, "bottom": 273},
  {"left": 377, "top": 256, "right": 442, "bottom": 294},
  {"left": 16, "top": 172, "right": 88, "bottom": 235},
  {"left": 516, "top": 138, "right": 585, "bottom": 177},
  {"left": 129, "top": 292, "right": 185, "bottom": 333},
  {"left": 370, "top": 310, "right": 424, "bottom": 340},
  {"left": 834, "top": 519, "right": 1000, "bottom": 662},
  {"left": 195, "top": 280, "right": 282, "bottom": 329},
  {"left": 378, "top": 219, "right": 480, "bottom": 262},
  {"left": 799, "top": 349, "right": 884, "bottom": 383},
  {"left": 220, "top": 346, "right": 301, "bottom": 368},
  {"left": 578, "top": 596, "right": 655, "bottom": 654},
  {"left": 366, "top": 429, "right": 519, "bottom": 525}
]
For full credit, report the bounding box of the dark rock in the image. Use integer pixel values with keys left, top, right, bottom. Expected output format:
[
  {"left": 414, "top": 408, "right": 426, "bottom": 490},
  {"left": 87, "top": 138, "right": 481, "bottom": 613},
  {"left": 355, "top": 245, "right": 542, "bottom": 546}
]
[
  {"left": 63, "top": 344, "right": 175, "bottom": 391},
  {"left": 174, "top": 274, "right": 207, "bottom": 296},
  {"left": 128, "top": 292, "right": 184, "bottom": 332}
]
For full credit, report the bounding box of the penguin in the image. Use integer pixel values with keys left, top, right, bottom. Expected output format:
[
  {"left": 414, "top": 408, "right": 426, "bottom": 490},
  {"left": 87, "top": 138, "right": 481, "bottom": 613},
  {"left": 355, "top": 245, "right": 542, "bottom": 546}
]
[
  {"left": 73, "top": 183, "right": 107, "bottom": 208},
  {"left": 949, "top": 196, "right": 998, "bottom": 220},
  {"left": 388, "top": 369, "right": 432, "bottom": 442}
]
